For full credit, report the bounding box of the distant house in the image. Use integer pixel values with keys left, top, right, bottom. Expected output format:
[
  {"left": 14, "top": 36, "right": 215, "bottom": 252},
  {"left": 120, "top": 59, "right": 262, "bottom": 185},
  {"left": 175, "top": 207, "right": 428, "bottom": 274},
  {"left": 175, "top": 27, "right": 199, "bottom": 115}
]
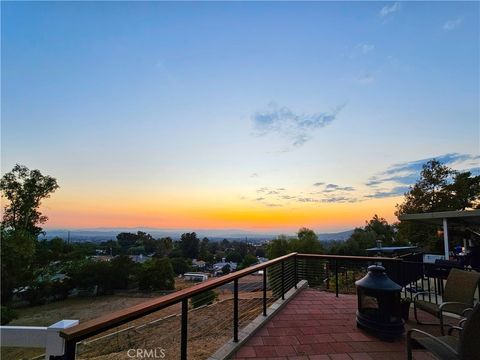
[
  {"left": 91, "top": 255, "right": 114, "bottom": 262},
  {"left": 213, "top": 259, "right": 237, "bottom": 275},
  {"left": 192, "top": 259, "right": 207, "bottom": 269},
  {"left": 129, "top": 254, "right": 151, "bottom": 264},
  {"left": 183, "top": 272, "right": 209, "bottom": 282}
]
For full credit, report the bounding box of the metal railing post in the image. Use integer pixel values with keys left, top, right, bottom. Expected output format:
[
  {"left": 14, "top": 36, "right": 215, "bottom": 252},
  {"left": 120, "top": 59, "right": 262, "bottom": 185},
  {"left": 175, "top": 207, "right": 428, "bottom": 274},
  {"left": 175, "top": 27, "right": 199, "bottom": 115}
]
[
  {"left": 181, "top": 298, "right": 188, "bottom": 360},
  {"left": 263, "top": 268, "right": 267, "bottom": 316},
  {"left": 334, "top": 259, "right": 339, "bottom": 298},
  {"left": 233, "top": 279, "right": 239, "bottom": 342},
  {"left": 294, "top": 256, "right": 298, "bottom": 289},
  {"left": 281, "top": 261, "right": 285, "bottom": 300},
  {"left": 63, "top": 340, "right": 76, "bottom": 360}
]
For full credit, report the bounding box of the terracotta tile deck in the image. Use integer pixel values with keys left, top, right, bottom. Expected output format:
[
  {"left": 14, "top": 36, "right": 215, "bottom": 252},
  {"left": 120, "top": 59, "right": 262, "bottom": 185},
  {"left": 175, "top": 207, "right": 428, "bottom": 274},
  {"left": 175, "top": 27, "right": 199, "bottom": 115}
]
[{"left": 232, "top": 288, "right": 453, "bottom": 360}]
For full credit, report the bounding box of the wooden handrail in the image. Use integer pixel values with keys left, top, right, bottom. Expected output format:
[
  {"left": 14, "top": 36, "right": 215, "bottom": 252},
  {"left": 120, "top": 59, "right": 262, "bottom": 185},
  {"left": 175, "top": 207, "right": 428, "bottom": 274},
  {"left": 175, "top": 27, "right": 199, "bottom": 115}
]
[{"left": 60, "top": 252, "right": 297, "bottom": 341}]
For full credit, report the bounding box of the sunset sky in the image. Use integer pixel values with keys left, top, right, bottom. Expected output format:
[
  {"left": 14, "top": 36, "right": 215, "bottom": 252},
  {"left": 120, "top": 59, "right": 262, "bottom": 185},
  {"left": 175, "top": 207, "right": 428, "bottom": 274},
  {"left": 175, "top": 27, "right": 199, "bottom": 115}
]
[{"left": 2, "top": 2, "right": 479, "bottom": 233}]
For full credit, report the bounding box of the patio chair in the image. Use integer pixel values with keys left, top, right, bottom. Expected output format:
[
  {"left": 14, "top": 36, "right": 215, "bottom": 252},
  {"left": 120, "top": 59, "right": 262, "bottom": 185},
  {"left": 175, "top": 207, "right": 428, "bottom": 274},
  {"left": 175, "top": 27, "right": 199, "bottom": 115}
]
[
  {"left": 406, "top": 303, "right": 480, "bottom": 360},
  {"left": 413, "top": 268, "right": 480, "bottom": 335}
]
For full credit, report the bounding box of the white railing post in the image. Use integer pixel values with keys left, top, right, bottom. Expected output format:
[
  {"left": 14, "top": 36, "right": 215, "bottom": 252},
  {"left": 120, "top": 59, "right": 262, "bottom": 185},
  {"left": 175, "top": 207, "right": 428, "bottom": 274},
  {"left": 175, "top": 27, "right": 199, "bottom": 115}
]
[
  {"left": 45, "top": 320, "right": 79, "bottom": 359},
  {"left": 0, "top": 319, "right": 78, "bottom": 359}
]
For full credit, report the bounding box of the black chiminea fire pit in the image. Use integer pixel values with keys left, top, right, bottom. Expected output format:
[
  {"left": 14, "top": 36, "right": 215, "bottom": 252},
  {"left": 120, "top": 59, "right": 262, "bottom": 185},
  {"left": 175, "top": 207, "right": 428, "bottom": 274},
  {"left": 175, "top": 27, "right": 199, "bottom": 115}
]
[{"left": 355, "top": 265, "right": 404, "bottom": 341}]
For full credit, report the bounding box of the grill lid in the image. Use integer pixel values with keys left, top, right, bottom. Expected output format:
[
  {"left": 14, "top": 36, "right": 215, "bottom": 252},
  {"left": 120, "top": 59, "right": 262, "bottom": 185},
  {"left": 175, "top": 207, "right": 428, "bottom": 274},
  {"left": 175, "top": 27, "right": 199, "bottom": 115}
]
[{"left": 355, "top": 265, "right": 402, "bottom": 291}]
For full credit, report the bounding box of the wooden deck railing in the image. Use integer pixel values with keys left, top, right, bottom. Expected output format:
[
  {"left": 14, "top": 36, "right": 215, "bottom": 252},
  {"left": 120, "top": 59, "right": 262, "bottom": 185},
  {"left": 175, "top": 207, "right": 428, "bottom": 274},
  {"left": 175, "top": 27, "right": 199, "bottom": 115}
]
[{"left": 60, "top": 252, "right": 298, "bottom": 360}]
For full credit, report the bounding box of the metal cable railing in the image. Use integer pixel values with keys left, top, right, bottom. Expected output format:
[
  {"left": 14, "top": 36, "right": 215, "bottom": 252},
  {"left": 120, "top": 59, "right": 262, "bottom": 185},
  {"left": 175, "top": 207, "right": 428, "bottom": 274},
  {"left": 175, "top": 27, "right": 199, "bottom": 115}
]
[{"left": 59, "top": 253, "right": 298, "bottom": 360}]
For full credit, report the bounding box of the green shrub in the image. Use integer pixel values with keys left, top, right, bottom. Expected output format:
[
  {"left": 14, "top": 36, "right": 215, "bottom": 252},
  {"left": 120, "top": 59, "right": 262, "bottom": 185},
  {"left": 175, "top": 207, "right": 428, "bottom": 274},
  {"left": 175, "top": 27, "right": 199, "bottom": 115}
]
[
  {"left": 70, "top": 260, "right": 115, "bottom": 295},
  {"left": 190, "top": 290, "right": 217, "bottom": 308},
  {"left": 138, "top": 258, "right": 175, "bottom": 292},
  {"left": 170, "top": 257, "right": 191, "bottom": 275},
  {"left": 110, "top": 255, "right": 137, "bottom": 289},
  {"left": 1, "top": 306, "right": 18, "bottom": 325}
]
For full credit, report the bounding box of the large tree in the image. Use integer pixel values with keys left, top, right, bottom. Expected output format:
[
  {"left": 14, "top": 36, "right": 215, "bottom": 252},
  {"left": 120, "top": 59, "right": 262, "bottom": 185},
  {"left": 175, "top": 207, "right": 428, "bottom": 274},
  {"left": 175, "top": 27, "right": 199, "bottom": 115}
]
[
  {"left": 266, "top": 228, "right": 322, "bottom": 259},
  {"left": 395, "top": 159, "right": 480, "bottom": 250},
  {"left": 364, "top": 214, "right": 395, "bottom": 243},
  {"left": 154, "top": 237, "right": 173, "bottom": 258},
  {"left": 1, "top": 165, "right": 59, "bottom": 302},
  {"left": 179, "top": 232, "right": 200, "bottom": 259},
  {"left": 292, "top": 227, "right": 323, "bottom": 254},
  {"left": 1, "top": 164, "right": 59, "bottom": 237},
  {"left": 396, "top": 160, "right": 480, "bottom": 215},
  {"left": 116, "top": 232, "right": 139, "bottom": 251},
  {"left": 266, "top": 235, "right": 290, "bottom": 259},
  {"left": 327, "top": 215, "right": 397, "bottom": 256}
]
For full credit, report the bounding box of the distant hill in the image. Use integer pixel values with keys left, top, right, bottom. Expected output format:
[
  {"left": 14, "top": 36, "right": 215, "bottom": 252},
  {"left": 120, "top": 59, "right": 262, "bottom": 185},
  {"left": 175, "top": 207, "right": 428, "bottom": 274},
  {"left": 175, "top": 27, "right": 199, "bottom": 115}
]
[
  {"left": 41, "top": 227, "right": 354, "bottom": 243},
  {"left": 318, "top": 230, "right": 354, "bottom": 241}
]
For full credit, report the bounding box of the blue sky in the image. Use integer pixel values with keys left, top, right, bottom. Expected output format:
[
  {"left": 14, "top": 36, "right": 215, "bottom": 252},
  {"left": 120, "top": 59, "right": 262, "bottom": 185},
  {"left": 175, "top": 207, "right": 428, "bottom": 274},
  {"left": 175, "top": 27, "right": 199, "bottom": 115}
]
[{"left": 1, "top": 2, "right": 479, "bottom": 231}]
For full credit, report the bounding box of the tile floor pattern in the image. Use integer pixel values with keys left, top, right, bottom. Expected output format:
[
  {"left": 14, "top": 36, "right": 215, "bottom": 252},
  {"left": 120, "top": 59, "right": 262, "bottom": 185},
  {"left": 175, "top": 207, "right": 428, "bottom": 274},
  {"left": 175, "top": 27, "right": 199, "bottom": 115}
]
[{"left": 232, "top": 289, "right": 452, "bottom": 360}]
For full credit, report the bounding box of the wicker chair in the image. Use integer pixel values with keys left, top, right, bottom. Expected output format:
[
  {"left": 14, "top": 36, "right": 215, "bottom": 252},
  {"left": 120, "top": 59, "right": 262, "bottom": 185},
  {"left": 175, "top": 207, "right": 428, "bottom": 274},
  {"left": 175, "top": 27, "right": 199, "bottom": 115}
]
[
  {"left": 413, "top": 268, "right": 480, "bottom": 335},
  {"left": 407, "top": 303, "right": 480, "bottom": 360}
]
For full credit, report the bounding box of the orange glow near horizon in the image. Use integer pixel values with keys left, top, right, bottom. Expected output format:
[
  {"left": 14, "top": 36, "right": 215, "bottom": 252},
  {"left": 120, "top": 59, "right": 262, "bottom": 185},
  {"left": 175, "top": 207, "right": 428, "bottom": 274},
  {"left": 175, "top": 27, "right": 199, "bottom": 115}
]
[{"left": 42, "top": 194, "right": 402, "bottom": 233}]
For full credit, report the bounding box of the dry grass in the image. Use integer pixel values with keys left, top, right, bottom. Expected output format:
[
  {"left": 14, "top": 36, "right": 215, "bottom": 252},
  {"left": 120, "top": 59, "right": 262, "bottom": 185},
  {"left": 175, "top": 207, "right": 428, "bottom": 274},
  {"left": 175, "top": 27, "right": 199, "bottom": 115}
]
[{"left": 76, "top": 295, "right": 270, "bottom": 360}]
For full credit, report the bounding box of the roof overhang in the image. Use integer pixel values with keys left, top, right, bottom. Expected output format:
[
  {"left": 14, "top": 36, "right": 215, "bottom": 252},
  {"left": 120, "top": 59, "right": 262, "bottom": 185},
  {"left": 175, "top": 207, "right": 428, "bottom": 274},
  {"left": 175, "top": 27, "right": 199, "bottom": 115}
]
[{"left": 398, "top": 210, "right": 480, "bottom": 227}]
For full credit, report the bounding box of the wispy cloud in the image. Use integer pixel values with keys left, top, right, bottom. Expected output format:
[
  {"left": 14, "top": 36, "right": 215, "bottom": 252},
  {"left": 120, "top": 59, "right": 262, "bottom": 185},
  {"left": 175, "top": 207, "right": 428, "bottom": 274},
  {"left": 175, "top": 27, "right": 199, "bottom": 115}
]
[
  {"left": 366, "top": 153, "right": 479, "bottom": 188},
  {"left": 297, "top": 193, "right": 358, "bottom": 204},
  {"left": 322, "top": 196, "right": 357, "bottom": 203},
  {"left": 249, "top": 182, "right": 358, "bottom": 205},
  {"left": 379, "top": 2, "right": 401, "bottom": 18},
  {"left": 365, "top": 186, "right": 410, "bottom": 199},
  {"left": 297, "top": 197, "right": 320, "bottom": 203},
  {"left": 443, "top": 17, "right": 463, "bottom": 31},
  {"left": 245, "top": 181, "right": 359, "bottom": 206},
  {"left": 356, "top": 42, "right": 375, "bottom": 54},
  {"left": 322, "top": 184, "right": 355, "bottom": 192},
  {"left": 265, "top": 203, "right": 282, "bottom": 207},
  {"left": 252, "top": 103, "right": 344, "bottom": 147},
  {"left": 250, "top": 173, "right": 259, "bottom": 178}
]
